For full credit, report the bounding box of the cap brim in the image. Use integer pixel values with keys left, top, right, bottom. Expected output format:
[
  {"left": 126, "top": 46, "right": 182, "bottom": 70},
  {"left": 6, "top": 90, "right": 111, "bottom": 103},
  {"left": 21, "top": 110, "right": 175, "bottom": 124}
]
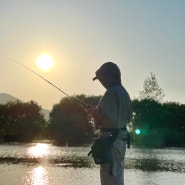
[{"left": 92, "top": 76, "right": 97, "bottom": 81}]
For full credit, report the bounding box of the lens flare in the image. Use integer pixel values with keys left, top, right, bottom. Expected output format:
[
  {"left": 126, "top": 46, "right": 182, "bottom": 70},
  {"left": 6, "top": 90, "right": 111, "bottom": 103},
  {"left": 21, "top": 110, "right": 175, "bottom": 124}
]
[{"left": 135, "top": 129, "right": 141, "bottom": 135}]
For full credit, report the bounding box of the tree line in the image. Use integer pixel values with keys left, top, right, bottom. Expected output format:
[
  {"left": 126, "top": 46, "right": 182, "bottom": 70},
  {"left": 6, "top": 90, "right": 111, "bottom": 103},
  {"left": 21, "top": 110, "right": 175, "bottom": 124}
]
[
  {"left": 0, "top": 73, "right": 185, "bottom": 147},
  {"left": 0, "top": 101, "right": 46, "bottom": 142},
  {"left": 132, "top": 73, "right": 185, "bottom": 147},
  {"left": 132, "top": 99, "right": 185, "bottom": 147}
]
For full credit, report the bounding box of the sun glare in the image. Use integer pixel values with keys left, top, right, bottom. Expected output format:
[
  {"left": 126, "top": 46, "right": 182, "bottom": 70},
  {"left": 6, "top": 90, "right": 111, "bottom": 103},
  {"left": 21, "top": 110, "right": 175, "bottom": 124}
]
[
  {"left": 27, "top": 143, "right": 49, "bottom": 157},
  {"left": 36, "top": 53, "right": 54, "bottom": 71},
  {"left": 24, "top": 166, "right": 49, "bottom": 185}
]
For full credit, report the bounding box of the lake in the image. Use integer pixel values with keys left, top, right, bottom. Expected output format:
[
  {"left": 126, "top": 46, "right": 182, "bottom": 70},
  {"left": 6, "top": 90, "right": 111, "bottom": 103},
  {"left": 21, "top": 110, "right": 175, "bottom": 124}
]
[{"left": 0, "top": 142, "right": 184, "bottom": 185}]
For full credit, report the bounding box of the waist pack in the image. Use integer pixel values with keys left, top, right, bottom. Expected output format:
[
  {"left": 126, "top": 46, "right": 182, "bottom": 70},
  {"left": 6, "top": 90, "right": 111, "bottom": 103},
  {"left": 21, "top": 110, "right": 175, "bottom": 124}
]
[{"left": 88, "top": 136, "right": 113, "bottom": 164}]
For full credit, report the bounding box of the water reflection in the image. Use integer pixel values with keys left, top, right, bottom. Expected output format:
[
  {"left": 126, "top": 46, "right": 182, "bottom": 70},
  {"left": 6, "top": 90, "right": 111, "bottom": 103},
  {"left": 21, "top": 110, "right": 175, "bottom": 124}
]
[
  {"left": 27, "top": 143, "right": 49, "bottom": 158},
  {"left": 0, "top": 143, "right": 184, "bottom": 172},
  {"left": 23, "top": 166, "right": 50, "bottom": 185}
]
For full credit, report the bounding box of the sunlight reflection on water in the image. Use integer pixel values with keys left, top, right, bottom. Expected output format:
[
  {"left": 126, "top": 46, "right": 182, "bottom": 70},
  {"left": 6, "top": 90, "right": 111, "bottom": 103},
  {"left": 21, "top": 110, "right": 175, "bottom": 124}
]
[
  {"left": 27, "top": 143, "right": 49, "bottom": 158},
  {"left": 0, "top": 143, "right": 185, "bottom": 184},
  {"left": 23, "top": 166, "right": 50, "bottom": 185}
]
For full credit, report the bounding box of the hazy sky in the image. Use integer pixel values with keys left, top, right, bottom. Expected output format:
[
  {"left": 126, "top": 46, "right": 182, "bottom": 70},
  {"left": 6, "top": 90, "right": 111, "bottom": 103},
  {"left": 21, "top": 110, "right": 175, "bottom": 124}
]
[{"left": 1, "top": 0, "right": 185, "bottom": 109}]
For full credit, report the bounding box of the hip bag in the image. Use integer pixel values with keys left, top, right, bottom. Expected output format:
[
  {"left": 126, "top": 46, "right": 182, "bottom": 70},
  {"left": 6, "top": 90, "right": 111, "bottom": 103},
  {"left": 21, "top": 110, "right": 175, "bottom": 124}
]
[
  {"left": 88, "top": 136, "right": 113, "bottom": 164},
  {"left": 88, "top": 127, "right": 129, "bottom": 165}
]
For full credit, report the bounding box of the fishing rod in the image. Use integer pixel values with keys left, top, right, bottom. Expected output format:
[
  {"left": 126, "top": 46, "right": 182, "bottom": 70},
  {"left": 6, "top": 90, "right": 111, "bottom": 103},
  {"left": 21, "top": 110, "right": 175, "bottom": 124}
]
[{"left": 8, "top": 57, "right": 88, "bottom": 109}]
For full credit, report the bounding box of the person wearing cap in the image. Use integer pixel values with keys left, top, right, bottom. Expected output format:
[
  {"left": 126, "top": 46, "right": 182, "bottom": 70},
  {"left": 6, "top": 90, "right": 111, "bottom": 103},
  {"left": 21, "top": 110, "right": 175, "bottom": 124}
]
[{"left": 86, "top": 62, "right": 132, "bottom": 185}]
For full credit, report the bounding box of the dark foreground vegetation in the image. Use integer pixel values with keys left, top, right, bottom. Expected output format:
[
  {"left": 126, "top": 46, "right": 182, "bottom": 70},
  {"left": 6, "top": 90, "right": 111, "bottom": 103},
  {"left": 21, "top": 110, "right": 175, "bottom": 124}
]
[
  {"left": 0, "top": 73, "right": 185, "bottom": 147},
  {"left": 131, "top": 99, "right": 185, "bottom": 147}
]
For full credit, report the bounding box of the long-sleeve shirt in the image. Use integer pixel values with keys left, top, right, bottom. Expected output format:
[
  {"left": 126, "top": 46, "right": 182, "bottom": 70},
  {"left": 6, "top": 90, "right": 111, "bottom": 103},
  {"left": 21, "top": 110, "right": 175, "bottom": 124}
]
[{"left": 93, "top": 84, "right": 132, "bottom": 130}]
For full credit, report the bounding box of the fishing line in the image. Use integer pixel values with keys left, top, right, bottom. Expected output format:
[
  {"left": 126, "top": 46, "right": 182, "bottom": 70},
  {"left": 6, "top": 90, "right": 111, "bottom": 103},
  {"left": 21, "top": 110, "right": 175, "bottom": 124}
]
[{"left": 8, "top": 57, "right": 88, "bottom": 108}]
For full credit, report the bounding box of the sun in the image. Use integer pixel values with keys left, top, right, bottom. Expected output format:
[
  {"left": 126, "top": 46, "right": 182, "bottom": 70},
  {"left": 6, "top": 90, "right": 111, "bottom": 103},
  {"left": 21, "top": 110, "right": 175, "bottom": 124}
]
[{"left": 36, "top": 53, "right": 54, "bottom": 71}]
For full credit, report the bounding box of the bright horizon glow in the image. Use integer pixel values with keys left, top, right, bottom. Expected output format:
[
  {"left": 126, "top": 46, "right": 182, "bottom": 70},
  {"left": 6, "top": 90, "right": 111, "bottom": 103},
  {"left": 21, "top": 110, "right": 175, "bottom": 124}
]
[{"left": 36, "top": 54, "right": 54, "bottom": 71}]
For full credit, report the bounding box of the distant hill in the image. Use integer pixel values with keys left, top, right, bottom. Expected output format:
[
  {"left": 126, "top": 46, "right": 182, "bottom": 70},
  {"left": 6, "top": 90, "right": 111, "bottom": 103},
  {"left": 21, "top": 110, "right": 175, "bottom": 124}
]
[
  {"left": 0, "top": 93, "right": 50, "bottom": 120},
  {"left": 0, "top": 93, "right": 20, "bottom": 104}
]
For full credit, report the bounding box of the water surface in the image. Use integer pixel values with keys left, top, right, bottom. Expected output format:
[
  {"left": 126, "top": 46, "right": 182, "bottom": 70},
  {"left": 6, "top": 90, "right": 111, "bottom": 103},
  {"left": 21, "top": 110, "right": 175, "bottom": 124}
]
[{"left": 0, "top": 143, "right": 184, "bottom": 185}]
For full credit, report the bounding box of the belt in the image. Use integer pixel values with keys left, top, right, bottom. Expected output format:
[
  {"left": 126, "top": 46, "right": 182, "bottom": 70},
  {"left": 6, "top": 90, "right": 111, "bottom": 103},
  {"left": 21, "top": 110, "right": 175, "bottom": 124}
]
[
  {"left": 100, "top": 127, "right": 127, "bottom": 133},
  {"left": 100, "top": 127, "right": 130, "bottom": 149}
]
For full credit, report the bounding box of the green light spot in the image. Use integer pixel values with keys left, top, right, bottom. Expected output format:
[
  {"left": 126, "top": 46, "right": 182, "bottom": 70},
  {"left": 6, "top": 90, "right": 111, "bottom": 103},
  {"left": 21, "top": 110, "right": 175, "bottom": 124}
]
[{"left": 135, "top": 129, "right": 141, "bottom": 135}]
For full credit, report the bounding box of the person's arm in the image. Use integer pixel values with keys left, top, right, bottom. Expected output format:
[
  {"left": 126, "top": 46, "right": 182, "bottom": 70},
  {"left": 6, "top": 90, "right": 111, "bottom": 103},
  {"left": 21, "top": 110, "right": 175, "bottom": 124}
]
[{"left": 85, "top": 105, "right": 103, "bottom": 129}]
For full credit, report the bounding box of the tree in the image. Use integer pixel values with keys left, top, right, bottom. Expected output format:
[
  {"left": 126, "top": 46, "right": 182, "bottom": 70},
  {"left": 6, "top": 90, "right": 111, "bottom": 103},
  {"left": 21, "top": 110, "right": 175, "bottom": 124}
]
[
  {"left": 160, "top": 102, "right": 185, "bottom": 147},
  {"left": 132, "top": 99, "right": 185, "bottom": 147},
  {"left": 0, "top": 101, "right": 47, "bottom": 142},
  {"left": 49, "top": 94, "right": 101, "bottom": 146},
  {"left": 132, "top": 99, "right": 164, "bottom": 146},
  {"left": 0, "top": 104, "right": 9, "bottom": 139},
  {"left": 139, "top": 73, "right": 165, "bottom": 102}
]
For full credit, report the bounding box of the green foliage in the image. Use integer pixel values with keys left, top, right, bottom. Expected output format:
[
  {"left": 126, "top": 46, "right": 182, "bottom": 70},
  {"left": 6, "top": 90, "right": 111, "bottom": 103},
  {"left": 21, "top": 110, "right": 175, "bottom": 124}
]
[
  {"left": 49, "top": 94, "right": 101, "bottom": 146},
  {"left": 139, "top": 73, "right": 165, "bottom": 102},
  {"left": 1, "top": 90, "right": 184, "bottom": 148},
  {"left": 131, "top": 72, "right": 185, "bottom": 147},
  {"left": 131, "top": 99, "right": 185, "bottom": 147},
  {"left": 0, "top": 101, "right": 47, "bottom": 142}
]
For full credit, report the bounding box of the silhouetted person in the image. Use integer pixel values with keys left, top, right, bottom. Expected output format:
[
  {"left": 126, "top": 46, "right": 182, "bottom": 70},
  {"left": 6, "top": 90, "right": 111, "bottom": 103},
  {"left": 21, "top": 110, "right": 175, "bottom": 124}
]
[{"left": 86, "top": 62, "right": 132, "bottom": 185}]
